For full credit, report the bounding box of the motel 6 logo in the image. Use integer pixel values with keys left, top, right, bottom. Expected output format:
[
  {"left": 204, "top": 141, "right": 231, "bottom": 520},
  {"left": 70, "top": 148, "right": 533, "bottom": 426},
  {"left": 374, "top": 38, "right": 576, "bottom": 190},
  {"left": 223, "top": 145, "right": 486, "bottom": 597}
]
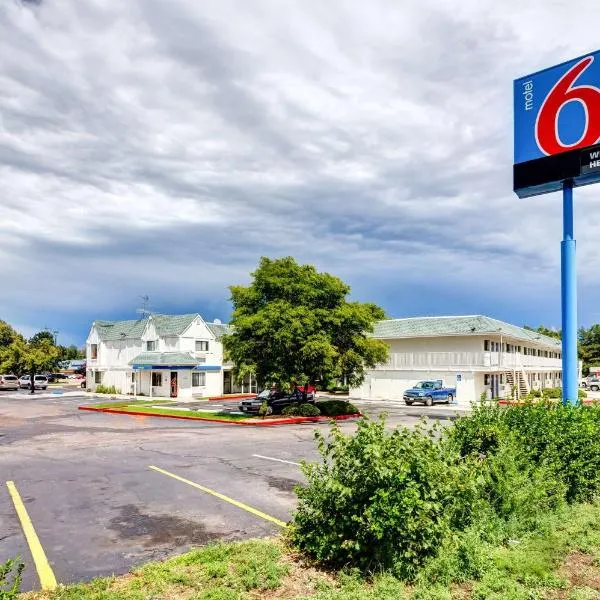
[{"left": 535, "top": 56, "right": 600, "bottom": 156}]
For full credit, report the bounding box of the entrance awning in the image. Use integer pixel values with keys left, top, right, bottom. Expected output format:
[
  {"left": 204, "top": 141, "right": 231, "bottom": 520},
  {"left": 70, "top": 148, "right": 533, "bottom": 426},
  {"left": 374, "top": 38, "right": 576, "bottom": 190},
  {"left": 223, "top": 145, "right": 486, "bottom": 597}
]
[{"left": 129, "top": 352, "right": 221, "bottom": 371}]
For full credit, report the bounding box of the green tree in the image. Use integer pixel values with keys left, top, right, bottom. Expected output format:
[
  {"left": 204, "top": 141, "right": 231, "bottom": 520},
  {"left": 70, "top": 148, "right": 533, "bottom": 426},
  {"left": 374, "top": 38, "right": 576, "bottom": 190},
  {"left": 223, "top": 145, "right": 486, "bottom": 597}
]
[
  {"left": 7, "top": 335, "right": 59, "bottom": 394},
  {"left": 524, "top": 324, "right": 562, "bottom": 339},
  {"left": 222, "top": 257, "right": 389, "bottom": 394},
  {"left": 0, "top": 321, "right": 25, "bottom": 374},
  {"left": 579, "top": 325, "right": 600, "bottom": 374}
]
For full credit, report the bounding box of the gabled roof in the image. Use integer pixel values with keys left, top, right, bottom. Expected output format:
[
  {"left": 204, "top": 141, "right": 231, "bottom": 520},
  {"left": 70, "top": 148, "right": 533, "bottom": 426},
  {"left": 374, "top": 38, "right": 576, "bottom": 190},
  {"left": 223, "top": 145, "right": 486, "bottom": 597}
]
[
  {"left": 373, "top": 315, "right": 561, "bottom": 348},
  {"left": 151, "top": 314, "right": 199, "bottom": 336},
  {"left": 94, "top": 319, "right": 148, "bottom": 341},
  {"left": 129, "top": 352, "right": 201, "bottom": 366},
  {"left": 94, "top": 314, "right": 200, "bottom": 341},
  {"left": 206, "top": 322, "right": 231, "bottom": 340}
]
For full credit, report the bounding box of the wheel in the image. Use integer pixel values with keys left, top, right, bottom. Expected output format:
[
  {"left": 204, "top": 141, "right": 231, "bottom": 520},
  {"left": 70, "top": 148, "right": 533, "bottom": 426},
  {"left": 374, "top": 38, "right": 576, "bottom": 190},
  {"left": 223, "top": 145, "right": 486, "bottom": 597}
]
[
  {"left": 405, "top": 401, "right": 413, "bottom": 406},
  {"left": 42, "top": 387, "right": 47, "bottom": 390},
  {"left": 592, "top": 385, "right": 599, "bottom": 392},
  {"left": 425, "top": 396, "right": 433, "bottom": 407},
  {"left": 447, "top": 394, "right": 453, "bottom": 404}
]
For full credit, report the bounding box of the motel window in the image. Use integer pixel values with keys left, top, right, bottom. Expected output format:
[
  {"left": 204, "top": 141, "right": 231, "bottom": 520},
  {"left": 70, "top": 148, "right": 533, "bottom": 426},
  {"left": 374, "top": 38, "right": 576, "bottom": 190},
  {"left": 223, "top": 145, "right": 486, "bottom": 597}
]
[
  {"left": 146, "top": 340, "right": 157, "bottom": 351},
  {"left": 195, "top": 340, "right": 209, "bottom": 352},
  {"left": 484, "top": 340, "right": 490, "bottom": 351},
  {"left": 152, "top": 372, "right": 162, "bottom": 387},
  {"left": 91, "top": 344, "right": 98, "bottom": 359},
  {"left": 192, "top": 372, "right": 206, "bottom": 387},
  {"left": 499, "top": 374, "right": 503, "bottom": 384},
  {"left": 94, "top": 371, "right": 102, "bottom": 384},
  {"left": 484, "top": 374, "right": 491, "bottom": 385}
]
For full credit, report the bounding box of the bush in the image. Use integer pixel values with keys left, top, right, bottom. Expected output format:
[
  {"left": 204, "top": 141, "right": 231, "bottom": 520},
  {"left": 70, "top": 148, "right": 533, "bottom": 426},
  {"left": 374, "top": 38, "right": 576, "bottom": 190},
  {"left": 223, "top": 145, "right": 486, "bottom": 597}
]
[
  {"left": 542, "top": 387, "right": 562, "bottom": 399},
  {"left": 281, "top": 403, "right": 300, "bottom": 416},
  {"left": 0, "top": 557, "right": 24, "bottom": 600},
  {"left": 316, "top": 400, "right": 360, "bottom": 417},
  {"left": 95, "top": 384, "right": 120, "bottom": 395},
  {"left": 291, "top": 402, "right": 600, "bottom": 581},
  {"left": 298, "top": 403, "right": 320, "bottom": 416},
  {"left": 291, "top": 418, "right": 469, "bottom": 579},
  {"left": 258, "top": 401, "right": 271, "bottom": 418}
]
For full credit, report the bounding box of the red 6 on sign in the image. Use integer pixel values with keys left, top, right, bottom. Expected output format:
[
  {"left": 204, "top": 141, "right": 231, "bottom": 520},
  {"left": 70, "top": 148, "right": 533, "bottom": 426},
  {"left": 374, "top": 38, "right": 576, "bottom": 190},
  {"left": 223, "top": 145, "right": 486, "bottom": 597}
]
[{"left": 535, "top": 56, "right": 600, "bottom": 155}]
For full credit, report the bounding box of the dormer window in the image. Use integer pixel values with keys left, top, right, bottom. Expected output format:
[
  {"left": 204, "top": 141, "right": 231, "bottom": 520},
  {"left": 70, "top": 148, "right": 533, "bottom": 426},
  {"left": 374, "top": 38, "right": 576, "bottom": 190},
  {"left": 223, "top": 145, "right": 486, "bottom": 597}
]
[{"left": 146, "top": 340, "right": 157, "bottom": 351}]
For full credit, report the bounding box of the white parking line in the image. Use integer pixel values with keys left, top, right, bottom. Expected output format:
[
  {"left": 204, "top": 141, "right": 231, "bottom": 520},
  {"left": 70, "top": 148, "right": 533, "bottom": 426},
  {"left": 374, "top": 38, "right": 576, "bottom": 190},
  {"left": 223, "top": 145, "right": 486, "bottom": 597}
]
[{"left": 252, "top": 454, "right": 301, "bottom": 466}]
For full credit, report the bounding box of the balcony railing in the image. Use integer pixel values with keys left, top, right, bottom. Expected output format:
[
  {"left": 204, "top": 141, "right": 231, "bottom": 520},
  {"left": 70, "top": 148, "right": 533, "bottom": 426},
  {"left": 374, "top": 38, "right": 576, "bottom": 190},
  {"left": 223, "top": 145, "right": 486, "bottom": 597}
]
[{"left": 378, "top": 351, "right": 562, "bottom": 370}]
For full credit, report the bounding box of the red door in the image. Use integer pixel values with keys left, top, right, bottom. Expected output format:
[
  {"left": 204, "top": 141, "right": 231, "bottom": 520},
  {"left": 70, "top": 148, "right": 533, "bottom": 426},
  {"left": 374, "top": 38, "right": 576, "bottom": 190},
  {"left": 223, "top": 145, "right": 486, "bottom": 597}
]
[{"left": 170, "top": 372, "right": 178, "bottom": 398}]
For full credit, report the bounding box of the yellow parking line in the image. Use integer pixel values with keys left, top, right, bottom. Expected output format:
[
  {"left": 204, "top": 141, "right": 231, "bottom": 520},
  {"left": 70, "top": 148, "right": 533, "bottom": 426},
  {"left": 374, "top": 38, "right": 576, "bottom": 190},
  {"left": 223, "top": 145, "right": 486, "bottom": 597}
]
[
  {"left": 6, "top": 481, "right": 57, "bottom": 591},
  {"left": 148, "top": 465, "right": 286, "bottom": 528}
]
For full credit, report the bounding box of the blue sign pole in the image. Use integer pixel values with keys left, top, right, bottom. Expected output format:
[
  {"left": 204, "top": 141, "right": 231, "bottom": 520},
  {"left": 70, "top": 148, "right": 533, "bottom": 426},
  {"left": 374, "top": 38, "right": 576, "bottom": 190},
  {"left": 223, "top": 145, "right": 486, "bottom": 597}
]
[{"left": 561, "top": 180, "right": 578, "bottom": 405}]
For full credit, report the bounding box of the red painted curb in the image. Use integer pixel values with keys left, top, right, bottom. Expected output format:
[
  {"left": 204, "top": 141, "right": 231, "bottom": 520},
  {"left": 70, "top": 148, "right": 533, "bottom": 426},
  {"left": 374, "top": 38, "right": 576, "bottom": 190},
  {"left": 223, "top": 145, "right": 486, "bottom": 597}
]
[
  {"left": 78, "top": 405, "right": 362, "bottom": 426},
  {"left": 208, "top": 393, "right": 255, "bottom": 401}
]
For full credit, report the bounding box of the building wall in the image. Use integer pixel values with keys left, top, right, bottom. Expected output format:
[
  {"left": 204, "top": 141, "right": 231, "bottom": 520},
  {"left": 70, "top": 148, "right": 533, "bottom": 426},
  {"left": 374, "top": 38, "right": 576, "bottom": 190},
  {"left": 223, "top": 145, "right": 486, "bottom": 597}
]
[{"left": 352, "top": 334, "right": 564, "bottom": 404}]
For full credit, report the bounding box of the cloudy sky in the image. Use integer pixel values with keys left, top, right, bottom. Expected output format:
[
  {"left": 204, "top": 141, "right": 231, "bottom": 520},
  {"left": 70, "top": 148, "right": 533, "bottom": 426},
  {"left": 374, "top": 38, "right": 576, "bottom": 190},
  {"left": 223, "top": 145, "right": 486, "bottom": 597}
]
[{"left": 1, "top": 0, "right": 600, "bottom": 345}]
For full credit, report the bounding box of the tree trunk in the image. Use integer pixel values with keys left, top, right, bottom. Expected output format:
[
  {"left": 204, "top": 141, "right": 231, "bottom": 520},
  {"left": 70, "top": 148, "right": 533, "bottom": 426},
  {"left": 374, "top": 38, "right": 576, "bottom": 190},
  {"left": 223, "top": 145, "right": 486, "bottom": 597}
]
[{"left": 30, "top": 369, "right": 35, "bottom": 394}]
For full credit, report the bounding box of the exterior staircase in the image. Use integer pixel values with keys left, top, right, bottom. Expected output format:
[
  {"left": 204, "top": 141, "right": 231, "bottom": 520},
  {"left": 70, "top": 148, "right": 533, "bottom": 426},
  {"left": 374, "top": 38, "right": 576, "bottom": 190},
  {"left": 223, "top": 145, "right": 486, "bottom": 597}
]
[{"left": 505, "top": 370, "right": 530, "bottom": 399}]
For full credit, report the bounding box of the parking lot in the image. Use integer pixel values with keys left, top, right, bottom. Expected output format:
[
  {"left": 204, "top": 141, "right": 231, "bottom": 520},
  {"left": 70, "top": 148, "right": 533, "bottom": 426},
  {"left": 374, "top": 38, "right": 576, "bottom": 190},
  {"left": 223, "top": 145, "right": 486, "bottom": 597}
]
[{"left": 0, "top": 392, "right": 461, "bottom": 592}]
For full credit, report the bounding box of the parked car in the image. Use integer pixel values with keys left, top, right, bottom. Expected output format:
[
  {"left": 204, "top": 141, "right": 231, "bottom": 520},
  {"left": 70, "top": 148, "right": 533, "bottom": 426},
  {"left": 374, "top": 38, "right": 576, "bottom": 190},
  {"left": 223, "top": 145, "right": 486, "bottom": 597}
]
[
  {"left": 0, "top": 375, "right": 19, "bottom": 391},
  {"left": 239, "top": 388, "right": 315, "bottom": 415},
  {"left": 18, "top": 375, "right": 48, "bottom": 390},
  {"left": 403, "top": 380, "right": 456, "bottom": 406},
  {"left": 583, "top": 376, "right": 600, "bottom": 391}
]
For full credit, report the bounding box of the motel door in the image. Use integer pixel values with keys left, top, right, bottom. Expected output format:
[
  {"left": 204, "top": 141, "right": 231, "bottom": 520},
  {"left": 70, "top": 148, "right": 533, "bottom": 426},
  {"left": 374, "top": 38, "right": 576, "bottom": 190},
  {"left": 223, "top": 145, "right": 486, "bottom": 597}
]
[{"left": 170, "top": 371, "right": 178, "bottom": 398}]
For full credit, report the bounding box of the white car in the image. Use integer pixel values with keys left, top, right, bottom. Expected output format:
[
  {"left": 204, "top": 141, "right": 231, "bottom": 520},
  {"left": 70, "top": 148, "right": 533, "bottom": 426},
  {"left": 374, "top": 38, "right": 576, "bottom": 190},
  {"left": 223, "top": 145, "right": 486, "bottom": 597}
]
[
  {"left": 19, "top": 375, "right": 48, "bottom": 390},
  {"left": 0, "top": 375, "right": 19, "bottom": 390}
]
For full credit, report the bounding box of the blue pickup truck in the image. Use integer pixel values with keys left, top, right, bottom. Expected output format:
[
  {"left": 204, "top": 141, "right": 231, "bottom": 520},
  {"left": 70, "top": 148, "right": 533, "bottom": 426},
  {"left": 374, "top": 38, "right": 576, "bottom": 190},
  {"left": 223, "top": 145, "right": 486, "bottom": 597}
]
[{"left": 403, "top": 380, "right": 456, "bottom": 406}]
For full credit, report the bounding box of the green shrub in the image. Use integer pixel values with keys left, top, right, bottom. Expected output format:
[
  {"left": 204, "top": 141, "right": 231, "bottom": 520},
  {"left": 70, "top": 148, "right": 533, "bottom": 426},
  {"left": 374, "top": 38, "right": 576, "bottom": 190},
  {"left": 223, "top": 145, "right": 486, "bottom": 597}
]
[
  {"left": 316, "top": 400, "right": 360, "bottom": 417},
  {"left": 0, "top": 557, "right": 24, "bottom": 600},
  {"left": 579, "top": 388, "right": 588, "bottom": 399},
  {"left": 281, "top": 403, "right": 300, "bottom": 416},
  {"left": 291, "top": 418, "right": 467, "bottom": 579},
  {"left": 298, "top": 403, "right": 320, "bottom": 417},
  {"left": 542, "top": 387, "right": 562, "bottom": 399},
  {"left": 258, "top": 401, "right": 270, "bottom": 418},
  {"left": 95, "top": 384, "right": 120, "bottom": 395}
]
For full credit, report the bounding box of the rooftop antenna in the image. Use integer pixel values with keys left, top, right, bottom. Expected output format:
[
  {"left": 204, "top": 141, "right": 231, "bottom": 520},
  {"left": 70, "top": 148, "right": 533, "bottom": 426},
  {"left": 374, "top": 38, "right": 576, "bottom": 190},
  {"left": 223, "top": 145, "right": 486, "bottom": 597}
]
[{"left": 136, "top": 295, "right": 152, "bottom": 319}]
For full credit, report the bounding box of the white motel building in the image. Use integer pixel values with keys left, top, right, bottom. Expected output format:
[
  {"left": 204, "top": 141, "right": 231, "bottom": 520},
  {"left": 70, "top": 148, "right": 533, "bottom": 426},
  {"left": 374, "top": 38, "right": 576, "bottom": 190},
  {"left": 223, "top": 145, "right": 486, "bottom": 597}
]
[
  {"left": 350, "top": 315, "right": 564, "bottom": 405},
  {"left": 85, "top": 314, "right": 256, "bottom": 399},
  {"left": 87, "top": 313, "right": 563, "bottom": 404}
]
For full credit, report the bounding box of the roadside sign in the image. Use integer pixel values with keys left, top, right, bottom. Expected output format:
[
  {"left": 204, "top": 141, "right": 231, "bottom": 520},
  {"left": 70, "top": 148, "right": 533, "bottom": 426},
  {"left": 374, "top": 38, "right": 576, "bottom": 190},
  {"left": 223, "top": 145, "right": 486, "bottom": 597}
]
[
  {"left": 513, "top": 51, "right": 597, "bottom": 405},
  {"left": 514, "top": 49, "right": 600, "bottom": 198}
]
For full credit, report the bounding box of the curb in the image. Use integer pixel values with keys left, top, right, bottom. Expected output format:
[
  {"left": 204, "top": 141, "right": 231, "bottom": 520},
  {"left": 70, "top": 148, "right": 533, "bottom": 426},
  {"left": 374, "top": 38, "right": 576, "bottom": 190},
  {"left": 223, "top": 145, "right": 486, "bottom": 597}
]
[{"left": 78, "top": 405, "right": 361, "bottom": 426}]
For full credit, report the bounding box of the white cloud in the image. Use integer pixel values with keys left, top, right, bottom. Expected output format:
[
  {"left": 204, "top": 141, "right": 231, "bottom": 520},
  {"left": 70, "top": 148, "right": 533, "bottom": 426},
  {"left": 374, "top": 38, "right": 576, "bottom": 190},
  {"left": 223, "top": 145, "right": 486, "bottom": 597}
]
[{"left": 1, "top": 0, "right": 600, "bottom": 341}]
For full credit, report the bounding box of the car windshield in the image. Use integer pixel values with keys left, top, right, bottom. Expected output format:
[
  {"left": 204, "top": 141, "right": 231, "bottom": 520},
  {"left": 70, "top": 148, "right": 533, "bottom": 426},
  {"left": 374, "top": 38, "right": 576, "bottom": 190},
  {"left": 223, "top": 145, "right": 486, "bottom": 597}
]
[
  {"left": 4, "top": 376, "right": 17, "bottom": 380},
  {"left": 414, "top": 381, "right": 434, "bottom": 389},
  {"left": 257, "top": 390, "right": 272, "bottom": 398},
  {"left": 35, "top": 376, "right": 47, "bottom": 380}
]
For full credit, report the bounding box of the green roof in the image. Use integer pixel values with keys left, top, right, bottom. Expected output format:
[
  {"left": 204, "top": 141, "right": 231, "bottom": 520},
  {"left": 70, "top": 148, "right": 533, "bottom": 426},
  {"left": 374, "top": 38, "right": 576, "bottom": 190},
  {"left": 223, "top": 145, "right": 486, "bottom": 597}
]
[
  {"left": 151, "top": 314, "right": 198, "bottom": 336},
  {"left": 94, "top": 314, "right": 199, "bottom": 341},
  {"left": 373, "top": 316, "right": 561, "bottom": 348},
  {"left": 206, "top": 322, "right": 231, "bottom": 340},
  {"left": 129, "top": 352, "right": 201, "bottom": 366},
  {"left": 94, "top": 318, "right": 148, "bottom": 341}
]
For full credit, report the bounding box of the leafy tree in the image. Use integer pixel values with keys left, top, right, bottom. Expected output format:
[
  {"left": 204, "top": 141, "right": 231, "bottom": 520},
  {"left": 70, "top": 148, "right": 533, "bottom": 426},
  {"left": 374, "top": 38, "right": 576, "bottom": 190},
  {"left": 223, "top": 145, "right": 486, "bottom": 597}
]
[
  {"left": 57, "top": 344, "right": 84, "bottom": 362},
  {"left": 524, "top": 324, "right": 562, "bottom": 339},
  {"left": 29, "top": 330, "right": 55, "bottom": 345},
  {"left": 0, "top": 321, "right": 25, "bottom": 374},
  {"left": 6, "top": 334, "right": 59, "bottom": 394},
  {"left": 579, "top": 325, "right": 600, "bottom": 374},
  {"left": 222, "top": 257, "right": 389, "bottom": 394}
]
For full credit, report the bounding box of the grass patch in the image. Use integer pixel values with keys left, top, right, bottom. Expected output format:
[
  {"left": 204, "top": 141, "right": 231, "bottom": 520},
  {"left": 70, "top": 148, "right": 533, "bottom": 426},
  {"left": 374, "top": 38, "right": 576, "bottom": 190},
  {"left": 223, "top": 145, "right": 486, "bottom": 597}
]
[
  {"left": 89, "top": 400, "right": 175, "bottom": 409},
  {"left": 101, "top": 405, "right": 252, "bottom": 421},
  {"left": 19, "top": 502, "right": 600, "bottom": 599}
]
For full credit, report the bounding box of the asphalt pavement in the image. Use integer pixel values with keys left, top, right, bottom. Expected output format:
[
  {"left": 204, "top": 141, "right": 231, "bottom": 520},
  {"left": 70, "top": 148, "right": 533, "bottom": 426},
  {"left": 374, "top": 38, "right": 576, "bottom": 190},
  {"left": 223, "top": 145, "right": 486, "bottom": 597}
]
[{"left": 0, "top": 391, "right": 464, "bottom": 592}]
